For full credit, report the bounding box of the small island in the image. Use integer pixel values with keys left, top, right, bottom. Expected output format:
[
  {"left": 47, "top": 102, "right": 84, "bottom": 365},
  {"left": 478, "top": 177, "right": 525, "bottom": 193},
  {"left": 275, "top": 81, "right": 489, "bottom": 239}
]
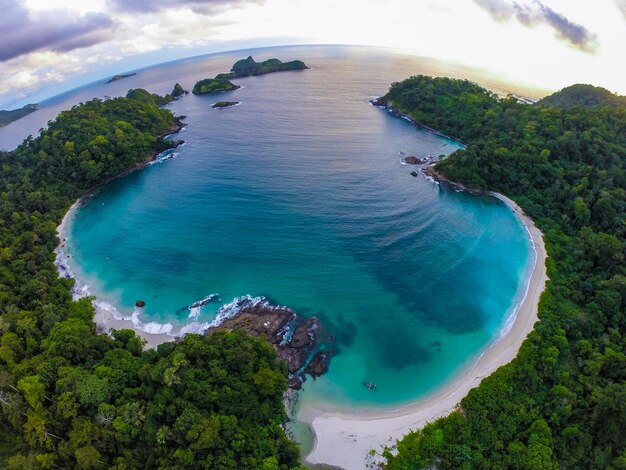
[
  {"left": 212, "top": 101, "right": 239, "bottom": 109},
  {"left": 106, "top": 73, "right": 136, "bottom": 83},
  {"left": 192, "top": 78, "right": 240, "bottom": 95},
  {"left": 171, "top": 82, "right": 188, "bottom": 98},
  {"left": 0, "top": 103, "right": 39, "bottom": 127},
  {"left": 216, "top": 55, "right": 308, "bottom": 80},
  {"left": 192, "top": 56, "right": 308, "bottom": 99}
]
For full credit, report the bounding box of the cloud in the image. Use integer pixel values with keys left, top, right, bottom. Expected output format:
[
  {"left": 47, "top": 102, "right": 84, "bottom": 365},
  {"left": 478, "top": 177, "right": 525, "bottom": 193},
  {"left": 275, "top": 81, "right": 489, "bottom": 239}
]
[
  {"left": 473, "top": 0, "right": 597, "bottom": 52},
  {"left": 0, "top": 0, "right": 116, "bottom": 62},
  {"left": 106, "top": 0, "right": 264, "bottom": 14},
  {"left": 616, "top": 0, "right": 626, "bottom": 19}
]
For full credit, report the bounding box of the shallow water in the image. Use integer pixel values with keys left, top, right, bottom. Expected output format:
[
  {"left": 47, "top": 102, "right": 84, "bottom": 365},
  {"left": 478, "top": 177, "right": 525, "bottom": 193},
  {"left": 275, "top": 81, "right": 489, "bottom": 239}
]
[{"left": 48, "top": 46, "right": 532, "bottom": 410}]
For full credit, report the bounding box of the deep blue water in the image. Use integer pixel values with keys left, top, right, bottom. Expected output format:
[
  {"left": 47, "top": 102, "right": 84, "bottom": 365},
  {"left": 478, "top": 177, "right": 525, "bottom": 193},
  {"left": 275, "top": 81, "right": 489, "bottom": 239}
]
[{"left": 42, "top": 46, "right": 532, "bottom": 409}]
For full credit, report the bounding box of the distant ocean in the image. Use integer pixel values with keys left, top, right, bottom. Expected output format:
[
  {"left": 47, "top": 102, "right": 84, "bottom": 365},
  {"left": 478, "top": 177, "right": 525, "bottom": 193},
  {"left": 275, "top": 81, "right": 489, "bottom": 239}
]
[{"left": 7, "top": 46, "right": 532, "bottom": 411}]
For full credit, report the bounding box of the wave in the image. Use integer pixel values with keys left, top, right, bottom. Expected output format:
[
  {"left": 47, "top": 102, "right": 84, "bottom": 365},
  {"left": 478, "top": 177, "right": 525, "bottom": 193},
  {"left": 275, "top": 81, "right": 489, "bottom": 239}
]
[
  {"left": 187, "top": 293, "right": 221, "bottom": 319},
  {"left": 55, "top": 226, "right": 278, "bottom": 340},
  {"left": 147, "top": 149, "right": 178, "bottom": 166}
]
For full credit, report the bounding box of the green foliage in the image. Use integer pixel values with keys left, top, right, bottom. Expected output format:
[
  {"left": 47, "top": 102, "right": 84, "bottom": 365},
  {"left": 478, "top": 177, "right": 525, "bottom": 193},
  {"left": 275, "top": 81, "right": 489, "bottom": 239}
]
[
  {"left": 228, "top": 56, "right": 307, "bottom": 78},
  {"left": 126, "top": 88, "right": 173, "bottom": 106},
  {"left": 537, "top": 84, "right": 626, "bottom": 109},
  {"left": 0, "top": 93, "right": 299, "bottom": 468},
  {"left": 192, "top": 78, "right": 239, "bottom": 95},
  {"left": 384, "top": 76, "right": 626, "bottom": 469}
]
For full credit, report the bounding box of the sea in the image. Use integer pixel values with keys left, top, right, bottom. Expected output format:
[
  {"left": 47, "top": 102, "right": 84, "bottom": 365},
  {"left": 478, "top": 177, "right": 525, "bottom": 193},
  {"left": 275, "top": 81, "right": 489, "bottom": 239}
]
[{"left": 1, "top": 44, "right": 534, "bottom": 433}]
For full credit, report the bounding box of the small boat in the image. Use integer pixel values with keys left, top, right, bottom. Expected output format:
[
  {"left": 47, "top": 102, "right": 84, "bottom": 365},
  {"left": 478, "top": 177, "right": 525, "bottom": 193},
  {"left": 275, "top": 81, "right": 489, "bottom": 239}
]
[{"left": 363, "top": 382, "right": 377, "bottom": 391}]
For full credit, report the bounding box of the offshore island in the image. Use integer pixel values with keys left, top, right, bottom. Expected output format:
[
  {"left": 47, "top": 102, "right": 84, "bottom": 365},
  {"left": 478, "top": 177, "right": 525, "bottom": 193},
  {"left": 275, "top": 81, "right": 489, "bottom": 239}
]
[{"left": 192, "top": 55, "right": 308, "bottom": 95}]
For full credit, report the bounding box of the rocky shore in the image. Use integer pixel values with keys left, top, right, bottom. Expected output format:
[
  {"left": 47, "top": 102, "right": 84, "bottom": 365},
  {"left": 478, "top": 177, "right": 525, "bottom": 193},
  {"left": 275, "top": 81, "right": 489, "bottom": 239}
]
[
  {"left": 207, "top": 297, "right": 333, "bottom": 389},
  {"left": 422, "top": 165, "right": 484, "bottom": 195},
  {"left": 370, "top": 97, "right": 466, "bottom": 147}
]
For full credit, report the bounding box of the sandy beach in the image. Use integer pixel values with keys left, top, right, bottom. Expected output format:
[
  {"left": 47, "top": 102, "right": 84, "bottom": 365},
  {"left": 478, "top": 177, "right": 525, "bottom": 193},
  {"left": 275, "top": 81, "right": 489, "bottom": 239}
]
[
  {"left": 301, "top": 191, "right": 548, "bottom": 470},
  {"left": 55, "top": 201, "right": 173, "bottom": 350}
]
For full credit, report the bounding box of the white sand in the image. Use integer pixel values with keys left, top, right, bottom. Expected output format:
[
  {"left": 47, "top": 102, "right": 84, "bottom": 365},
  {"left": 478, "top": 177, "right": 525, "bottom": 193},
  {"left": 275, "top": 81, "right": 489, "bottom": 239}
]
[
  {"left": 56, "top": 201, "right": 173, "bottom": 350},
  {"left": 301, "top": 193, "right": 549, "bottom": 470}
]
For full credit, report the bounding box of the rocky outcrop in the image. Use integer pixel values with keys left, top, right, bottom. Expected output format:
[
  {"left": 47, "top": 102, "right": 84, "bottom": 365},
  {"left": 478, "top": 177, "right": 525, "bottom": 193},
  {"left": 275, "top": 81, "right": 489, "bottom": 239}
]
[
  {"left": 171, "top": 83, "right": 188, "bottom": 98},
  {"left": 305, "top": 351, "right": 331, "bottom": 378},
  {"left": 370, "top": 96, "right": 389, "bottom": 107},
  {"left": 207, "top": 298, "right": 333, "bottom": 388},
  {"left": 423, "top": 165, "right": 484, "bottom": 195},
  {"left": 135, "top": 300, "right": 145, "bottom": 307}
]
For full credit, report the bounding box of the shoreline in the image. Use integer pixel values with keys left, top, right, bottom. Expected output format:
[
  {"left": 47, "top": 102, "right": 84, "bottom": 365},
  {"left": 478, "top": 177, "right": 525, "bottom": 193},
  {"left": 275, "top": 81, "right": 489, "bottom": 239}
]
[
  {"left": 54, "top": 120, "right": 188, "bottom": 350},
  {"left": 56, "top": 202, "right": 175, "bottom": 350},
  {"left": 301, "top": 174, "right": 548, "bottom": 469},
  {"left": 370, "top": 97, "right": 467, "bottom": 148}
]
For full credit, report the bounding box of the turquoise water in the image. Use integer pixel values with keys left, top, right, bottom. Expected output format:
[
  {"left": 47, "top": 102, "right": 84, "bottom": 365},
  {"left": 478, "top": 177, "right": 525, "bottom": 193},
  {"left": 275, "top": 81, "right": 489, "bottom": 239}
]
[{"left": 61, "top": 46, "right": 532, "bottom": 409}]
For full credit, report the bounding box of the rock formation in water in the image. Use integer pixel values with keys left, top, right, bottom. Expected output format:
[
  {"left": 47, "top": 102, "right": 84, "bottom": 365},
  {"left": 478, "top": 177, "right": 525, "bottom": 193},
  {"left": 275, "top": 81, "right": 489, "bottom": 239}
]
[
  {"left": 207, "top": 297, "right": 332, "bottom": 389},
  {"left": 171, "top": 83, "right": 189, "bottom": 98},
  {"left": 212, "top": 101, "right": 239, "bottom": 108}
]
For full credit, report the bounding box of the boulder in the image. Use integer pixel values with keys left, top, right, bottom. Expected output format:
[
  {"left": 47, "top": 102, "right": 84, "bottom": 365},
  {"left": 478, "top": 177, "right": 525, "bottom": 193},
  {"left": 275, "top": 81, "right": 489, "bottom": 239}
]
[{"left": 305, "top": 351, "right": 330, "bottom": 378}]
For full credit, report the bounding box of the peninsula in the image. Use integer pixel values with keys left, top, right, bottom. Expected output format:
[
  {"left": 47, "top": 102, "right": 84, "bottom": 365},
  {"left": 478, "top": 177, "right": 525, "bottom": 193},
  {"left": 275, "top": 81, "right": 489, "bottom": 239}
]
[{"left": 0, "top": 103, "right": 39, "bottom": 127}]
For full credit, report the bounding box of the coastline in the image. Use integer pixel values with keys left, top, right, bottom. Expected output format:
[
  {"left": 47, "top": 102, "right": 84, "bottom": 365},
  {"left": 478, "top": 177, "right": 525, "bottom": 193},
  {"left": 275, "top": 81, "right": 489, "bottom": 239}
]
[
  {"left": 370, "top": 98, "right": 467, "bottom": 148},
  {"left": 54, "top": 120, "right": 187, "bottom": 350},
  {"left": 55, "top": 201, "right": 174, "bottom": 350},
  {"left": 301, "top": 176, "right": 548, "bottom": 470}
]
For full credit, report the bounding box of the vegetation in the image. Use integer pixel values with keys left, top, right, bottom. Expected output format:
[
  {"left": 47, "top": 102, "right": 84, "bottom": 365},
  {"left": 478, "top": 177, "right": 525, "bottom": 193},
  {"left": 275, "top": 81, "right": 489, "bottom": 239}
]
[
  {"left": 215, "top": 56, "right": 308, "bottom": 80},
  {"left": 0, "top": 104, "right": 39, "bottom": 128},
  {"left": 125, "top": 88, "right": 174, "bottom": 107},
  {"left": 192, "top": 78, "right": 240, "bottom": 95},
  {"left": 537, "top": 83, "right": 626, "bottom": 109},
  {"left": 193, "top": 56, "right": 306, "bottom": 98},
  {"left": 383, "top": 76, "right": 625, "bottom": 469},
  {"left": 0, "top": 91, "right": 300, "bottom": 468}
]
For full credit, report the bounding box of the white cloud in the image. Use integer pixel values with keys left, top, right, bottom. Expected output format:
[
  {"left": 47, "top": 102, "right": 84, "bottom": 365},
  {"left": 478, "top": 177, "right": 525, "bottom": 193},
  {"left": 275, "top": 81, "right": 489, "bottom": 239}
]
[{"left": 0, "top": 0, "right": 625, "bottom": 108}]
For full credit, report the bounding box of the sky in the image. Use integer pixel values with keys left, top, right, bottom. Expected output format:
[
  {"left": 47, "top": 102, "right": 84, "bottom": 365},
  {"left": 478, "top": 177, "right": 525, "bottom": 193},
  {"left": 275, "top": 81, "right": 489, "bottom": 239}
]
[{"left": 1, "top": 0, "right": 625, "bottom": 109}]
